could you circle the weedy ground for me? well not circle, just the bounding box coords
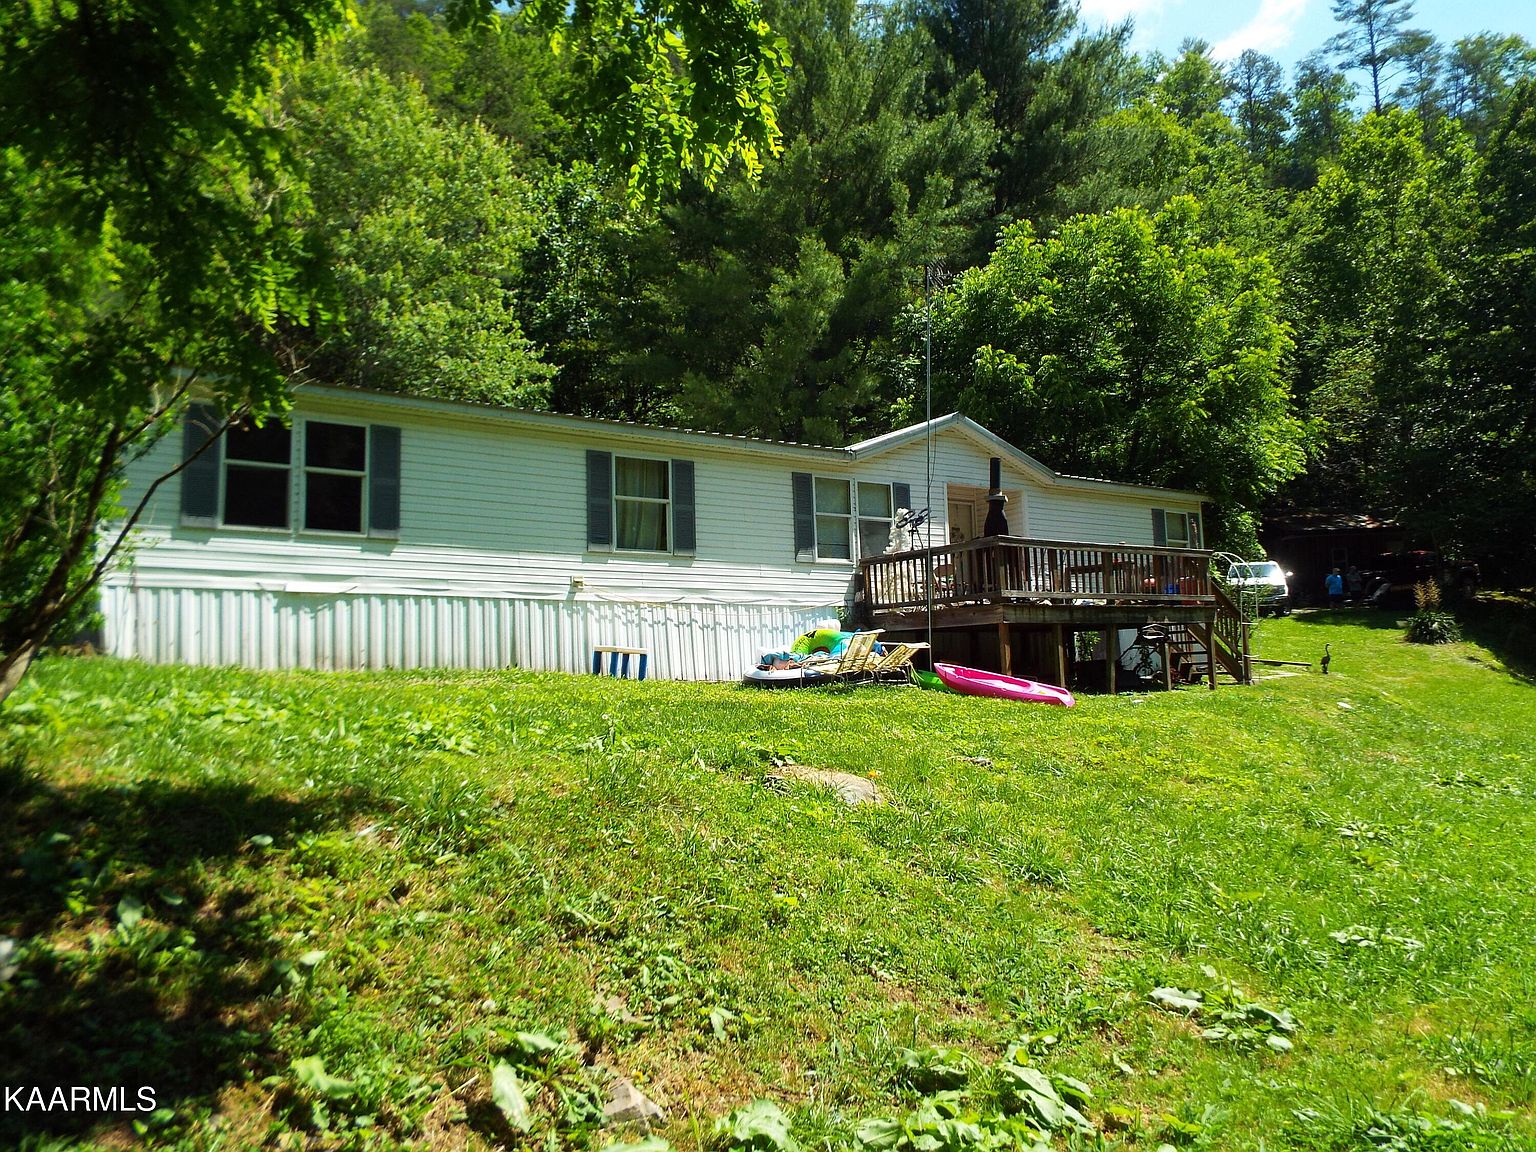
[2,607,1535,1151]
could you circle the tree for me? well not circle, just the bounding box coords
[1391,30,1443,124]
[0,0,793,702]
[1441,33,1536,146]
[931,197,1307,545]
[1227,50,1291,172]
[1281,110,1479,516]
[527,0,999,441]
[918,0,1140,220]
[1284,54,1358,187]
[1419,81,1536,574]
[1155,39,1233,129]
[274,55,553,408]
[446,0,790,205]
[1326,0,1417,114]
[0,0,348,701]
[345,1,578,162]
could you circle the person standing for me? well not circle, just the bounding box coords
[1325,568,1345,609]
[1345,565,1364,605]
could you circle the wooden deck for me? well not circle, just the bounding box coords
[856,536,1250,689]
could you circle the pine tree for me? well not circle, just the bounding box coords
[1326,0,1417,113]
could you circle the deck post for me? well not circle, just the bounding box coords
[997,621,1012,674]
[1106,626,1119,694]
[1205,611,1218,690]
[1053,624,1068,687]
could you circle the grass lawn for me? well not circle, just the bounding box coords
[3,608,1535,1151]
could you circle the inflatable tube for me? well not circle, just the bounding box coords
[933,662,1075,707]
[742,665,832,689]
[791,628,847,656]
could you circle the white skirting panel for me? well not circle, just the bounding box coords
[98,583,840,681]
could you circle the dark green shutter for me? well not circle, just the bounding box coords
[893,482,911,514]
[1189,512,1202,549]
[180,402,222,527]
[1152,508,1168,546]
[792,472,815,561]
[587,450,613,549]
[671,459,695,555]
[368,425,401,538]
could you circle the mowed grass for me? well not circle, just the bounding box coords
[3,608,1535,1151]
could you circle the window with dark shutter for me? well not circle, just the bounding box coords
[179,403,223,527]
[613,456,669,551]
[303,421,367,533]
[587,450,613,550]
[671,459,695,555]
[1152,508,1167,546]
[893,482,911,515]
[223,420,293,529]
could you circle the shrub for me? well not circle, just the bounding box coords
[1407,611,1461,645]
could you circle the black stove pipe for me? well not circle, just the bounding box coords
[983,456,1009,536]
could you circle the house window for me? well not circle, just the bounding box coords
[1159,511,1202,549]
[814,477,852,560]
[223,422,292,529]
[857,482,894,557]
[304,421,368,533]
[615,456,670,552]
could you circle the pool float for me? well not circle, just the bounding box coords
[741,665,833,688]
[933,662,1075,707]
[791,628,849,656]
[911,668,956,693]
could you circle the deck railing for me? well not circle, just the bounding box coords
[859,535,1216,613]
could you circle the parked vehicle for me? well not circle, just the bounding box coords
[1362,551,1480,607]
[1224,560,1292,615]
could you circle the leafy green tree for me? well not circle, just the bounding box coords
[1281,110,1478,515]
[552,0,998,440]
[1327,0,1417,114]
[932,197,1306,542]
[345,1,577,162]
[1227,50,1292,173]
[446,0,790,204]
[1441,33,1536,146]
[1391,30,1443,124]
[1155,39,1233,129]
[1284,54,1358,187]
[918,0,1140,220]
[1418,81,1536,574]
[1056,94,1284,266]
[0,0,346,701]
[275,56,553,408]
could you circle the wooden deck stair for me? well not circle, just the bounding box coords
[1161,585,1251,684]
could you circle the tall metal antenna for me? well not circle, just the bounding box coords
[923,261,949,657]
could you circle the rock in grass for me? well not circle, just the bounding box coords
[604,1077,667,1127]
[602,994,644,1024]
[765,765,885,806]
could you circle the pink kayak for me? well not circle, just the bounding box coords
[933,662,1076,707]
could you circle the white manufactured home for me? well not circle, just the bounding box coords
[102,385,1208,681]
